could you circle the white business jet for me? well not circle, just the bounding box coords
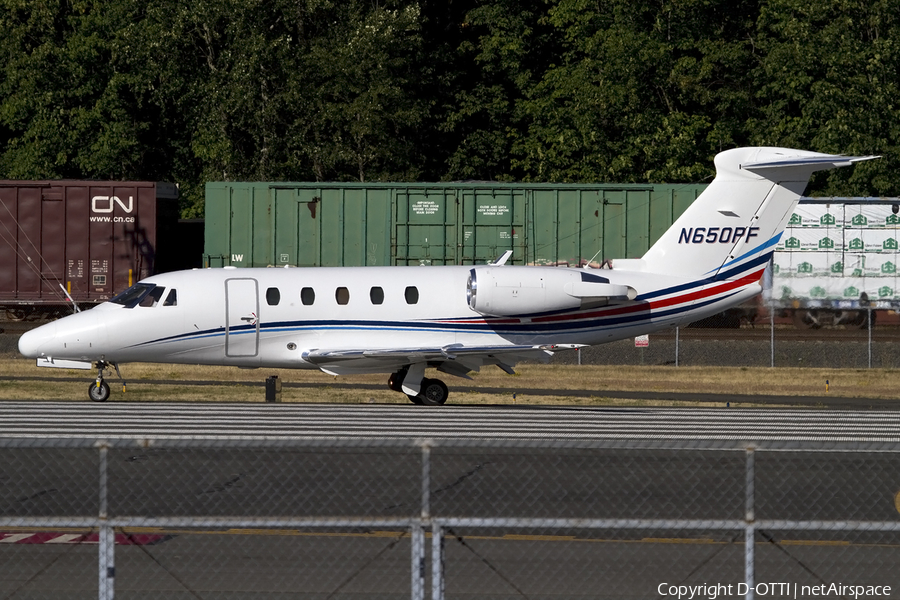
[19,147,876,404]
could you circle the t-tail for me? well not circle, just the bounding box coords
[641,147,878,281]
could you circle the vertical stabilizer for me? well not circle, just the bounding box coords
[641,147,877,281]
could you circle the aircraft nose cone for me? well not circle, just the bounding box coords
[17,322,59,358]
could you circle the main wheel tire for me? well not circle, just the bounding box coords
[88,380,111,402]
[418,378,449,406]
[407,394,425,405]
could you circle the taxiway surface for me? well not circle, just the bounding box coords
[2,403,899,598]
[1,402,900,441]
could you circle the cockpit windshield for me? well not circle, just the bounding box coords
[139,286,165,307]
[109,283,156,308]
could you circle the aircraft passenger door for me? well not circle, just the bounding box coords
[225,278,260,357]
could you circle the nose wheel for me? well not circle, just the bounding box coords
[88,361,124,402]
[88,380,111,402]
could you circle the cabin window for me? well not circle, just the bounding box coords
[301,287,315,305]
[266,287,280,306]
[336,287,350,305]
[139,286,165,307]
[370,286,384,305]
[110,283,155,308]
[163,289,177,306]
[404,286,419,305]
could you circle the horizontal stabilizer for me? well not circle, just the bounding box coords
[742,154,879,172]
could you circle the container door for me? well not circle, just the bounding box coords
[225,278,259,357]
[394,189,456,265]
[459,189,525,264]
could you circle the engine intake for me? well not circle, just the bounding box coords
[467,267,635,317]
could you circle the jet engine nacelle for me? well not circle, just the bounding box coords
[466,266,636,317]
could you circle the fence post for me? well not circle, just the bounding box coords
[745,447,755,600]
[675,327,679,367]
[431,522,444,600]
[769,300,775,368]
[868,306,873,369]
[412,441,431,600]
[97,442,114,600]
[421,442,431,521]
[411,524,425,600]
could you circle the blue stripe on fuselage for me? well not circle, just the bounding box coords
[637,250,771,301]
[130,286,744,350]
[705,233,781,275]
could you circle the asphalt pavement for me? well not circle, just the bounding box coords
[1,403,899,598]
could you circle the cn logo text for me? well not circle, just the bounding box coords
[91,196,134,214]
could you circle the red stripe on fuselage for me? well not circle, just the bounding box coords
[432,269,763,326]
[531,269,764,323]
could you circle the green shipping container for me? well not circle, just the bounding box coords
[203,182,707,268]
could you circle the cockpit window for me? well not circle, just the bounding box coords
[109,283,156,308]
[163,289,177,306]
[139,286,165,307]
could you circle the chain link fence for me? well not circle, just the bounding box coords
[556,300,900,370]
[2,438,899,599]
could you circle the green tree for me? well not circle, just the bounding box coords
[0,0,165,179]
[752,0,900,195]
[3,0,899,213]
[438,0,556,180]
[290,2,428,182]
[511,0,758,183]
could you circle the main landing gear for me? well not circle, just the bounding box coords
[388,368,449,406]
[88,361,125,402]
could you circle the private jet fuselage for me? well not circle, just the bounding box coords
[18,147,877,404]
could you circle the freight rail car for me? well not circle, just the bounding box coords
[203,184,900,330]
[0,181,181,319]
[766,198,900,329]
[203,182,708,268]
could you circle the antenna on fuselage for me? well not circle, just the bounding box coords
[59,283,81,314]
[490,250,514,266]
[583,247,604,269]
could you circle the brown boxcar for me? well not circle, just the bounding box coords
[0,181,179,318]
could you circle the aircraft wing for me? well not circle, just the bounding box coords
[301,343,584,377]
[303,343,583,361]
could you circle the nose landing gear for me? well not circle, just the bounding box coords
[88,379,111,402]
[88,361,125,402]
